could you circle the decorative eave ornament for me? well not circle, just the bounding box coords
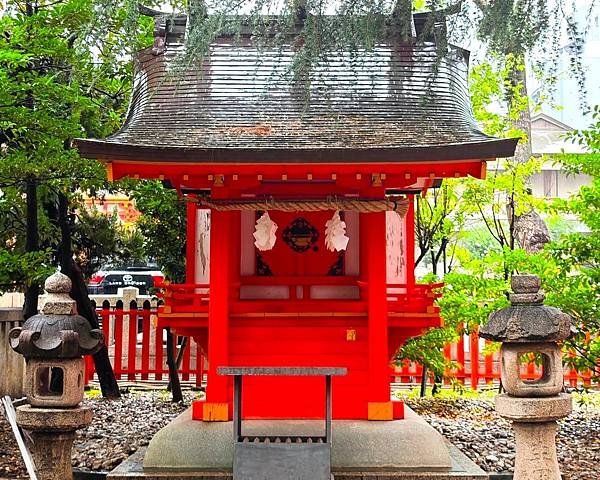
[325,211,349,252]
[10,271,104,359]
[253,212,278,251]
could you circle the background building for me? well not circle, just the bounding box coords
[530,113,591,200]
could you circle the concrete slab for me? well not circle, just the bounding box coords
[143,411,233,471]
[109,443,487,480]
[141,407,452,472]
[108,406,488,478]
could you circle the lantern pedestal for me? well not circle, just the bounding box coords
[16,405,92,480]
[496,394,572,480]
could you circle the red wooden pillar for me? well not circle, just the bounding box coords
[114,307,124,379]
[229,211,241,300]
[484,340,494,384]
[184,201,197,385]
[140,305,151,380]
[127,305,137,380]
[186,200,197,284]
[204,209,232,420]
[361,211,391,420]
[457,323,465,384]
[405,195,416,288]
[470,327,479,390]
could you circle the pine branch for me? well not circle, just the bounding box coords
[137,4,166,17]
[36,0,69,9]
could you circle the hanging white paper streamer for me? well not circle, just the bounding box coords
[325,210,350,252]
[253,212,278,251]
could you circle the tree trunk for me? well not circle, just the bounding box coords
[57,193,120,398]
[393,0,414,41]
[166,328,184,402]
[432,374,442,396]
[419,366,428,397]
[23,178,39,320]
[506,59,551,253]
[168,336,189,391]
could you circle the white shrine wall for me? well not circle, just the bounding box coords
[195,209,211,285]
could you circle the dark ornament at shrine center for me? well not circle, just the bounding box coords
[76,10,517,423]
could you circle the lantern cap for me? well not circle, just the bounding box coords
[480,274,572,343]
[41,271,76,315]
[44,271,72,294]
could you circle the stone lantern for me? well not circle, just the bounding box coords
[9,271,103,480]
[480,274,572,480]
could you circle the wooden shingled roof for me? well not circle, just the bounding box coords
[76,14,518,164]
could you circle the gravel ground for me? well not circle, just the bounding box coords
[1,390,599,479]
[1,390,194,479]
[404,393,600,480]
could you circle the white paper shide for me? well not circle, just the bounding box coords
[325,211,349,252]
[253,212,278,251]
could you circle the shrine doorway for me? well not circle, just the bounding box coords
[239,210,360,301]
[257,210,342,277]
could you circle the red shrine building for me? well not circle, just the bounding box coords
[77,12,516,422]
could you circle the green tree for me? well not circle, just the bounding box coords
[1,1,111,302]
[471,1,597,254]
[127,180,187,283]
[0,0,155,397]
[72,209,146,279]
[436,109,600,384]
[542,108,600,378]
[414,180,464,276]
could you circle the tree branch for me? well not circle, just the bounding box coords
[476,201,503,246]
[138,4,166,17]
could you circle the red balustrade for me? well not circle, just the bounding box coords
[84,290,596,390]
[84,303,205,387]
[393,326,597,389]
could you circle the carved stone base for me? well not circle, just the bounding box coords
[496,394,571,480]
[513,421,561,480]
[16,405,92,480]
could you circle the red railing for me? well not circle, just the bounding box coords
[84,301,205,386]
[386,282,443,309]
[393,326,596,389]
[156,283,210,314]
[85,295,595,390]
[155,280,442,317]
